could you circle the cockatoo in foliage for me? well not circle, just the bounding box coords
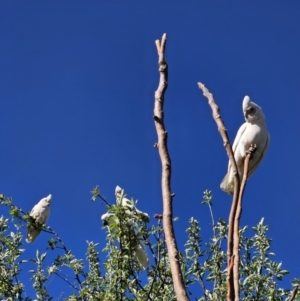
[26,194,52,243]
[114,185,150,223]
[220,96,270,194]
[101,186,149,270]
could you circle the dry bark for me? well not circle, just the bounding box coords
[154,34,189,301]
[233,144,256,301]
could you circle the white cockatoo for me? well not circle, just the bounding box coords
[26,194,52,243]
[101,186,149,270]
[114,185,150,223]
[220,96,270,194]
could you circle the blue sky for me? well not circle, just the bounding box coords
[0,1,300,298]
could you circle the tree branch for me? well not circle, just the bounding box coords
[145,221,163,301]
[46,225,83,288]
[227,255,235,301]
[289,286,298,301]
[154,33,189,301]
[54,272,79,291]
[197,83,240,301]
[233,144,256,301]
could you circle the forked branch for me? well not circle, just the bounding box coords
[197,83,240,301]
[154,34,189,301]
[197,83,240,248]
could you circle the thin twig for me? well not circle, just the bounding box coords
[145,222,163,301]
[14,275,23,301]
[46,225,83,288]
[125,223,145,293]
[54,272,79,291]
[198,276,208,301]
[197,82,240,301]
[98,194,111,207]
[190,227,208,300]
[154,33,189,301]
[154,222,166,299]
[207,202,215,237]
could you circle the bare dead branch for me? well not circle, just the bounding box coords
[154,34,189,301]
[289,286,298,301]
[227,255,235,301]
[197,82,240,301]
[232,144,256,301]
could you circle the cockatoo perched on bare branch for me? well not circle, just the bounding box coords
[26,194,52,243]
[101,186,149,270]
[220,96,270,194]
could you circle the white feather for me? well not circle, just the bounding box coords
[220,96,270,194]
[26,194,52,243]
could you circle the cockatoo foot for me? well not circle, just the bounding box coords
[246,144,257,156]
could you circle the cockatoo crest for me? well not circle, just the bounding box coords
[114,186,150,223]
[243,96,266,123]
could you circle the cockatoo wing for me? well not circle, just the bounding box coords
[122,198,150,223]
[247,132,270,177]
[232,123,247,155]
[220,123,247,194]
[131,222,149,270]
[26,194,52,243]
[135,208,150,223]
[102,213,150,270]
[134,242,149,270]
[26,227,41,243]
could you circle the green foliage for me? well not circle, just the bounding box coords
[0,191,298,300]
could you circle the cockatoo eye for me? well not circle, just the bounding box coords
[247,107,256,114]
